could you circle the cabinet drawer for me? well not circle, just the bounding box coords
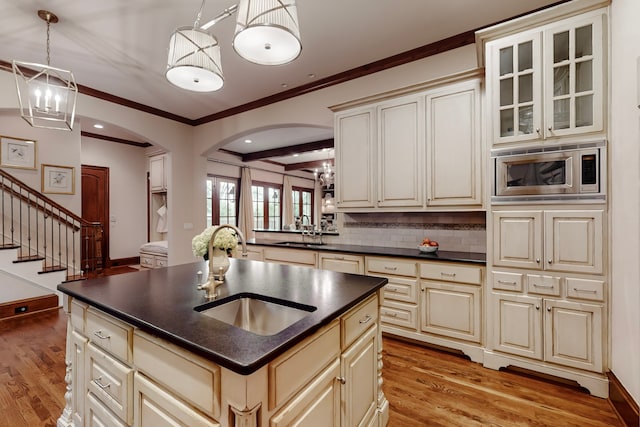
[140,254,154,268]
[341,295,378,349]
[133,331,221,420]
[566,277,605,302]
[380,300,418,331]
[86,308,132,362]
[155,255,168,268]
[264,248,317,266]
[319,253,364,274]
[87,343,133,424]
[420,262,482,285]
[367,257,417,277]
[492,271,524,292]
[86,392,127,427]
[382,277,419,304]
[269,321,340,410]
[526,274,561,296]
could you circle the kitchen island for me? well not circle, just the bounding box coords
[57,258,389,427]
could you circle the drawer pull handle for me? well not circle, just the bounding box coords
[336,376,346,385]
[497,280,517,285]
[359,314,372,324]
[573,288,597,294]
[334,256,344,260]
[383,312,398,318]
[441,272,456,277]
[93,377,111,390]
[533,283,554,289]
[384,266,398,271]
[387,287,398,292]
[93,330,111,340]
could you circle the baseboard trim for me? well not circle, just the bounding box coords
[110,256,140,267]
[608,371,640,427]
[0,295,59,320]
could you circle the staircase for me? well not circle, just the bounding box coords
[0,169,103,316]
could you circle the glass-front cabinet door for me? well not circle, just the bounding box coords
[490,32,542,145]
[544,15,603,138]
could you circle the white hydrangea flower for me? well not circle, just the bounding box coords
[192,226,238,257]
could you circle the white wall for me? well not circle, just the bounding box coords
[610,0,640,405]
[0,114,82,215]
[81,136,148,259]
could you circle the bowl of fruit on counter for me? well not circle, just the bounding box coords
[418,237,439,253]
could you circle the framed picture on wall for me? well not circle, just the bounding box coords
[41,164,75,195]
[0,135,37,170]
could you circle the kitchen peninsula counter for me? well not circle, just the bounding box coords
[58,258,387,374]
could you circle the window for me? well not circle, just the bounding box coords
[206,176,238,226]
[252,182,281,230]
[292,187,314,224]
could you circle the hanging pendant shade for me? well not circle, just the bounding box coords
[233,0,302,65]
[166,27,224,92]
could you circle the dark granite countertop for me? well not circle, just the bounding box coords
[58,259,387,375]
[249,239,486,264]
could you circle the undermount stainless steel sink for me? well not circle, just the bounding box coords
[195,295,316,336]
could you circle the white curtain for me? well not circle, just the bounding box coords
[282,175,294,228]
[238,167,255,241]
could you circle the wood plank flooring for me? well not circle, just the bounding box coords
[0,309,623,426]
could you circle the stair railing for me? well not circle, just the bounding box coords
[0,168,103,280]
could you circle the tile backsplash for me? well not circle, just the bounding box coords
[336,211,486,253]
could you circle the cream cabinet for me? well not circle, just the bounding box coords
[333,72,484,212]
[492,291,603,373]
[426,79,483,207]
[263,247,318,267]
[60,294,387,427]
[376,94,424,208]
[493,209,604,274]
[484,9,605,145]
[420,262,483,344]
[334,107,376,209]
[149,154,168,193]
[318,252,364,274]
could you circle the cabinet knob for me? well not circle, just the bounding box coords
[536,128,541,134]
[536,258,541,264]
[336,376,346,385]
[547,307,552,312]
[548,126,553,132]
[535,305,540,310]
[547,259,553,264]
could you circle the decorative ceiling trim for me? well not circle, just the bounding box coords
[241,138,333,162]
[81,131,152,148]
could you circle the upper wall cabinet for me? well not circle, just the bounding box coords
[481,7,606,146]
[332,72,484,212]
[149,154,168,193]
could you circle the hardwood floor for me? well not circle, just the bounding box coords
[382,337,622,427]
[0,309,623,426]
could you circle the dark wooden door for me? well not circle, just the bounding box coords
[82,165,110,268]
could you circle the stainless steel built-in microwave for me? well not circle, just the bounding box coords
[492,141,606,202]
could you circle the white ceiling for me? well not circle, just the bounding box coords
[0,0,561,165]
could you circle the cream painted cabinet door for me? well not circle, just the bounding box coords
[543,13,604,138]
[544,210,603,274]
[426,79,482,207]
[133,373,219,427]
[340,326,378,427]
[318,253,364,274]
[149,155,167,193]
[492,293,543,360]
[270,359,341,427]
[493,211,543,270]
[420,281,481,343]
[544,299,603,372]
[335,107,376,209]
[71,330,88,426]
[377,95,424,208]
[487,30,543,145]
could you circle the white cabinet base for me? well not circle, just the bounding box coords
[482,350,608,398]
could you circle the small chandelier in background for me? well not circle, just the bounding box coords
[12,10,78,131]
[314,150,334,188]
[166,0,302,92]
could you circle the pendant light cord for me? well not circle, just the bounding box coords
[194,0,207,28]
[46,19,51,66]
